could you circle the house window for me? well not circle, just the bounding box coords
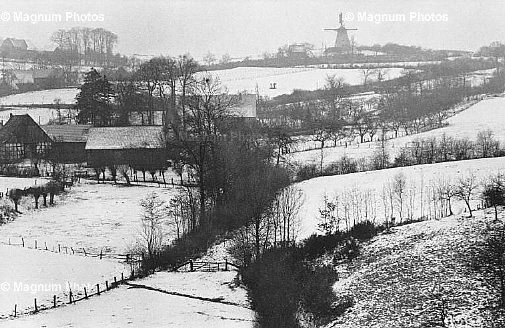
[36,142,51,154]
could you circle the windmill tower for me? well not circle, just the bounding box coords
[325,13,357,54]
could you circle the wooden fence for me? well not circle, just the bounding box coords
[172,260,240,273]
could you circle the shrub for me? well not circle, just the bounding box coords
[0,202,17,224]
[350,220,384,241]
[296,164,319,181]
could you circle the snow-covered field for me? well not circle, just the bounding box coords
[200,67,405,97]
[0,270,254,328]
[0,244,126,319]
[295,156,505,239]
[0,88,79,106]
[288,95,505,166]
[0,180,180,254]
[0,107,61,125]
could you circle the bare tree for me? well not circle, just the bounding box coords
[139,192,167,270]
[454,171,478,217]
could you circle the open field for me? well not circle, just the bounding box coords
[0,245,253,328]
[295,156,505,239]
[200,67,405,97]
[287,95,505,166]
[0,180,180,254]
[0,88,79,106]
[0,244,126,319]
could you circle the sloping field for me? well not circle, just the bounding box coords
[295,156,505,239]
[327,210,500,327]
[200,67,405,97]
[0,88,79,106]
[0,251,253,328]
[0,180,180,254]
[288,95,505,166]
[0,244,126,319]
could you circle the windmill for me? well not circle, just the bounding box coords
[325,13,357,54]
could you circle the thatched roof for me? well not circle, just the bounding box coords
[0,115,52,144]
[42,125,91,143]
[85,126,165,150]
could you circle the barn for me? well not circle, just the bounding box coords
[85,126,168,171]
[42,124,91,163]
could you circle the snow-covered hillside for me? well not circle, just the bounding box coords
[199,67,405,97]
[0,88,79,106]
[295,156,505,239]
[288,95,505,166]
[327,210,500,327]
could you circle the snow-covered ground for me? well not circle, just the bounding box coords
[0,88,79,106]
[295,156,505,239]
[199,67,405,97]
[0,242,254,328]
[0,244,126,319]
[288,95,505,166]
[327,211,500,327]
[0,180,180,254]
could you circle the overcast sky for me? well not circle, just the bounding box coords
[1,0,505,60]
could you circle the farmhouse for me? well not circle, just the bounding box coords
[0,114,51,164]
[85,126,167,171]
[0,38,28,53]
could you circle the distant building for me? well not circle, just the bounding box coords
[228,93,257,118]
[1,38,28,52]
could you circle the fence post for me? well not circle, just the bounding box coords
[68,291,73,304]
[34,298,38,313]
[83,248,87,256]
[35,240,37,249]
[114,276,117,287]
[97,284,100,295]
[121,272,124,282]
[22,238,24,247]
[58,244,61,253]
[14,304,17,317]
[45,242,48,250]
[106,280,109,291]
[190,260,194,272]
[53,295,56,308]
[225,259,228,271]
[84,287,88,299]
[100,250,103,260]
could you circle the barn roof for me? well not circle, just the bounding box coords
[42,124,92,143]
[85,126,165,150]
[0,114,52,144]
